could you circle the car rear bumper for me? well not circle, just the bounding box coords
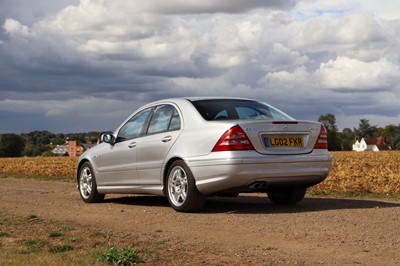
[185,151,332,195]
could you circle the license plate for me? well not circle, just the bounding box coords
[265,136,303,148]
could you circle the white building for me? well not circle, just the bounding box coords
[52,144,68,156]
[352,138,391,152]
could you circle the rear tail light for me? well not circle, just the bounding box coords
[314,125,328,149]
[212,125,255,152]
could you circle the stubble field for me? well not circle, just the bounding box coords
[0,151,399,194]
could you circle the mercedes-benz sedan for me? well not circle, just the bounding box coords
[77,98,332,212]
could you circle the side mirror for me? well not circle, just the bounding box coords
[101,133,116,145]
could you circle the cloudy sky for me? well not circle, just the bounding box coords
[1,0,400,133]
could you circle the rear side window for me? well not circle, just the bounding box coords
[147,105,181,134]
[191,99,293,121]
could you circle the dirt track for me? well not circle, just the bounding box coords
[1,178,400,265]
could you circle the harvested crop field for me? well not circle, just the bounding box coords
[316,151,400,194]
[0,156,77,178]
[0,151,399,194]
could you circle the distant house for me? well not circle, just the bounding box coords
[68,140,85,156]
[52,140,89,156]
[352,138,391,152]
[52,144,68,156]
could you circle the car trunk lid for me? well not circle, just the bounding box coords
[237,120,323,155]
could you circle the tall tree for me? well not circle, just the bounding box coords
[382,124,400,150]
[318,113,338,132]
[22,131,55,156]
[341,128,356,151]
[318,113,342,151]
[0,134,25,157]
[354,118,377,139]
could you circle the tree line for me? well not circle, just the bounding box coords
[318,114,400,151]
[0,131,102,157]
[1,115,399,157]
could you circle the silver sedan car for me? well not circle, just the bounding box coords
[77,97,332,212]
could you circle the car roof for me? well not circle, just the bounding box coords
[142,97,258,108]
[185,96,256,102]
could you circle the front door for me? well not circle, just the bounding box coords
[95,108,152,186]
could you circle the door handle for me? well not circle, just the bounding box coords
[161,136,172,143]
[128,142,136,148]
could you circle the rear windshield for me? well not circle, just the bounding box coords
[190,99,293,121]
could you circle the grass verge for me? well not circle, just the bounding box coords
[0,173,74,182]
[0,214,169,265]
[307,189,400,201]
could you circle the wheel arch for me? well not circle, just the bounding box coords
[76,159,90,183]
[163,157,185,193]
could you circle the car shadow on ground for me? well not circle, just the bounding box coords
[103,194,400,214]
[203,195,400,214]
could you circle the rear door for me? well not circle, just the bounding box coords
[135,104,182,184]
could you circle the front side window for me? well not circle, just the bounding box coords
[147,105,181,134]
[117,108,152,142]
[191,99,293,121]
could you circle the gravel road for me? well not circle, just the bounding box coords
[1,178,399,265]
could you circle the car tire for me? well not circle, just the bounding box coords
[78,162,105,203]
[166,160,205,212]
[267,186,306,205]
